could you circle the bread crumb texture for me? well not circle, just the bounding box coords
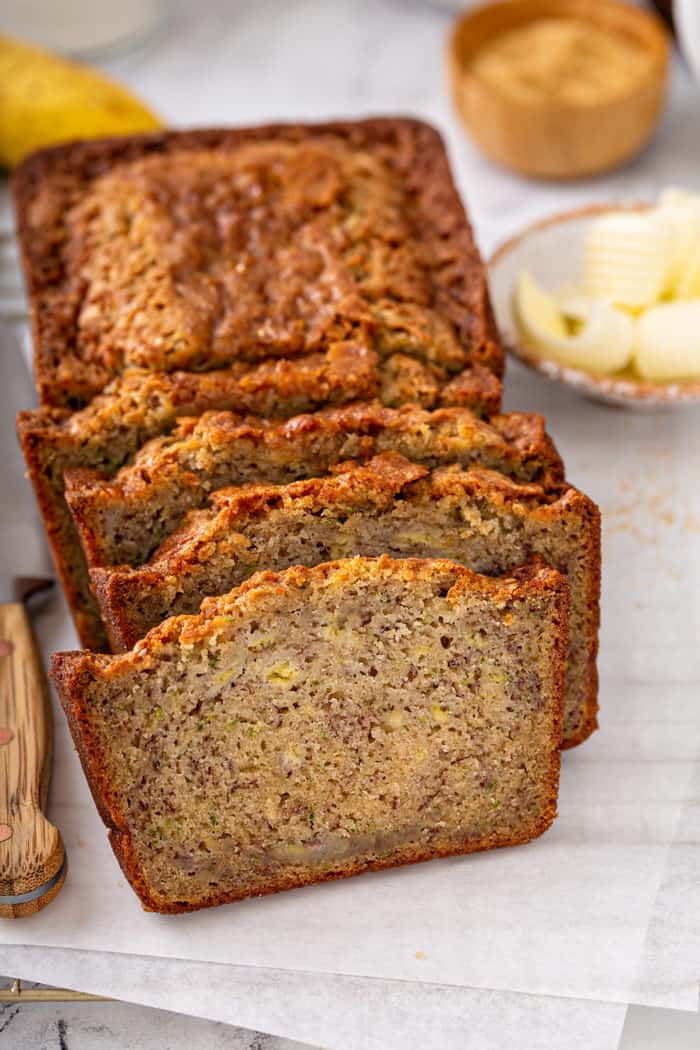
[52,557,567,912]
[88,452,598,747]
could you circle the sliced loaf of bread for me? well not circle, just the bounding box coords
[91,453,599,746]
[52,556,568,913]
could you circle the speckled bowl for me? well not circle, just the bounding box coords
[488,204,700,409]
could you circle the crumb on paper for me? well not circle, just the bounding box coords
[602,480,696,546]
[684,510,700,534]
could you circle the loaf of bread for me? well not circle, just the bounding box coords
[65,403,562,572]
[89,453,599,746]
[14,112,599,916]
[52,556,568,913]
[13,119,502,409]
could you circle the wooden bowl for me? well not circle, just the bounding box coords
[488,204,700,409]
[448,0,670,179]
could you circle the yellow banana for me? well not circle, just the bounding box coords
[0,34,162,168]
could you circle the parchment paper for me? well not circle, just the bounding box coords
[1,0,699,1025]
[2,946,629,1050]
[633,742,700,1011]
[2,359,698,1013]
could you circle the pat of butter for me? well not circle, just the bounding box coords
[583,211,674,310]
[635,302,700,381]
[657,188,700,293]
[675,243,700,301]
[515,272,635,375]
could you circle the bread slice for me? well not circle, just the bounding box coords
[91,453,599,746]
[66,403,563,574]
[13,118,502,409]
[18,325,500,654]
[16,345,379,651]
[52,556,568,913]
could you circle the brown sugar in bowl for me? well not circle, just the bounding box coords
[448,0,671,179]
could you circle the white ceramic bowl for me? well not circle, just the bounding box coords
[676,0,700,84]
[488,204,700,409]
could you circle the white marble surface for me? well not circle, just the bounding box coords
[2,0,700,1047]
[0,977,309,1050]
[0,973,696,1050]
[0,964,631,1050]
[2,971,698,1050]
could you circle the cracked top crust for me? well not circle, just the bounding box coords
[13,119,503,408]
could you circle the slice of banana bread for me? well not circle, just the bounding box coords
[17,345,378,651]
[14,118,502,408]
[91,453,599,746]
[65,404,563,573]
[52,556,568,913]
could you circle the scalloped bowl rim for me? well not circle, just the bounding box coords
[488,203,700,409]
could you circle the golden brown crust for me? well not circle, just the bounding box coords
[13,119,503,409]
[63,402,564,569]
[75,401,562,500]
[563,493,601,748]
[176,452,433,530]
[88,451,598,747]
[14,340,377,652]
[58,555,567,669]
[438,362,502,412]
[51,556,567,912]
[113,458,565,580]
[20,396,554,651]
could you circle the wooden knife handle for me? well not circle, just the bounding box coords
[0,601,65,917]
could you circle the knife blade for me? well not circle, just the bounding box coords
[0,321,66,917]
